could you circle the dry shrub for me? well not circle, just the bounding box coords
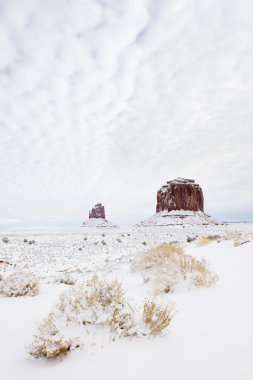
[132,243,218,292]
[57,272,76,285]
[132,243,183,272]
[223,232,251,247]
[57,275,136,337]
[179,254,218,287]
[190,258,218,287]
[28,313,80,359]
[0,272,40,297]
[28,275,176,359]
[0,259,10,265]
[86,275,124,307]
[143,301,175,335]
[233,239,250,247]
[196,235,220,247]
[132,244,184,292]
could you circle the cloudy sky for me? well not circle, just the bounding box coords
[0,0,252,228]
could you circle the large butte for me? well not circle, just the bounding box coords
[138,178,218,226]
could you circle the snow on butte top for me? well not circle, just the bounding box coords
[166,178,196,185]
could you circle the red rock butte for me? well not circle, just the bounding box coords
[156,178,204,213]
[89,203,106,219]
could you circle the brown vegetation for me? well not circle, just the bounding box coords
[131,243,218,292]
[28,313,80,359]
[143,301,175,335]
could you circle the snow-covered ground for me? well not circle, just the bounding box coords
[82,217,117,227]
[138,210,218,226]
[0,223,253,380]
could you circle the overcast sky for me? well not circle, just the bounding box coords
[0,0,252,228]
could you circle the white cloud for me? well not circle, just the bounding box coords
[0,0,252,227]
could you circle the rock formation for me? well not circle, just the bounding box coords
[89,203,105,219]
[156,178,204,213]
[137,178,218,226]
[82,203,117,227]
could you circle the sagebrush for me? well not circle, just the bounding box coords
[143,301,175,335]
[196,235,220,247]
[0,272,40,297]
[28,313,80,359]
[56,272,76,285]
[29,274,175,360]
[57,274,136,337]
[131,243,218,292]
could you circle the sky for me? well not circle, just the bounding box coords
[0,0,253,228]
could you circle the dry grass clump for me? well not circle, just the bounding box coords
[28,313,80,359]
[143,301,175,335]
[131,243,218,293]
[57,275,136,337]
[196,235,220,247]
[0,272,40,297]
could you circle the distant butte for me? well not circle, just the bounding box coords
[89,203,106,219]
[82,203,116,227]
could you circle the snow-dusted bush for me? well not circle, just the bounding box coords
[223,231,251,247]
[187,236,196,243]
[0,272,40,297]
[57,275,136,337]
[131,243,218,293]
[2,237,9,244]
[196,235,220,246]
[28,275,176,359]
[233,239,250,247]
[143,301,175,335]
[28,313,81,359]
[56,272,76,285]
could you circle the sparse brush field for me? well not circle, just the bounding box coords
[0,224,253,380]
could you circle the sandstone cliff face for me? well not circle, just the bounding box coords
[89,203,105,219]
[156,178,204,213]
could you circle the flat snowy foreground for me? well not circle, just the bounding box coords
[0,223,253,380]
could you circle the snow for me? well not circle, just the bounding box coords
[82,218,117,227]
[138,210,219,226]
[0,223,253,380]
